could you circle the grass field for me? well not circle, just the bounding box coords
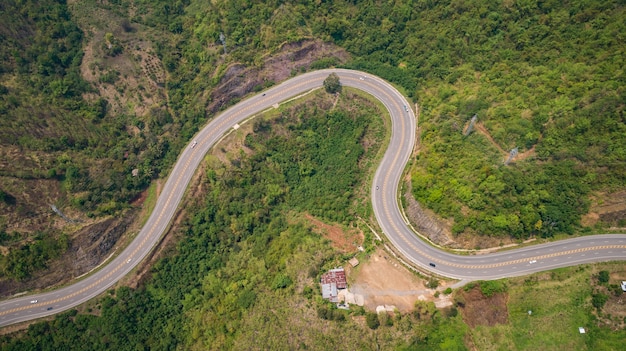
[468,263,626,351]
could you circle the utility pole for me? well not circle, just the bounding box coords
[464,114,477,136]
[219,32,227,54]
[504,147,518,165]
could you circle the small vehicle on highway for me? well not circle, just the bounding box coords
[429,263,436,267]
[30,300,38,304]
[529,260,537,264]
[47,307,53,311]
[191,140,197,148]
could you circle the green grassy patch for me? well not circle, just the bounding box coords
[469,264,626,351]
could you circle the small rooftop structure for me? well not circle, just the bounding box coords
[348,257,360,267]
[321,268,347,289]
[579,327,586,334]
[321,268,347,302]
[621,281,626,292]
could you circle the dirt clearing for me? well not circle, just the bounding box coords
[458,285,508,328]
[305,214,363,253]
[348,248,453,312]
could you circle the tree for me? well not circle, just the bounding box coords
[598,271,610,284]
[592,293,608,310]
[323,73,341,94]
[366,312,380,329]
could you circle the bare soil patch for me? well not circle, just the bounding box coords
[349,248,452,312]
[583,190,626,228]
[458,285,508,328]
[207,40,349,114]
[305,214,363,253]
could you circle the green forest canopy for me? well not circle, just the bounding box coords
[122,0,626,238]
[2,0,623,239]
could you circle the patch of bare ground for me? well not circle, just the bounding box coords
[0,147,66,233]
[211,122,256,166]
[80,30,165,118]
[582,190,626,228]
[304,214,363,253]
[349,248,453,313]
[458,285,508,328]
[206,40,349,114]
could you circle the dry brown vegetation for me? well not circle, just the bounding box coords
[457,285,508,328]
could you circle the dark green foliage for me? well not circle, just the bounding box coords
[585,321,626,351]
[365,312,380,329]
[591,292,608,309]
[479,280,507,297]
[0,95,381,349]
[0,189,16,205]
[317,305,346,321]
[237,290,256,309]
[245,104,372,224]
[2,233,69,280]
[323,73,341,94]
[597,270,609,284]
[271,273,293,290]
[310,57,339,70]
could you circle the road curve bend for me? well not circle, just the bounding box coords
[1,69,625,327]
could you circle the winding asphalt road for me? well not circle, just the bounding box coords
[1,69,625,327]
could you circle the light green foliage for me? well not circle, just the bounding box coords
[479,280,507,297]
[1,0,624,349]
[470,264,626,351]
